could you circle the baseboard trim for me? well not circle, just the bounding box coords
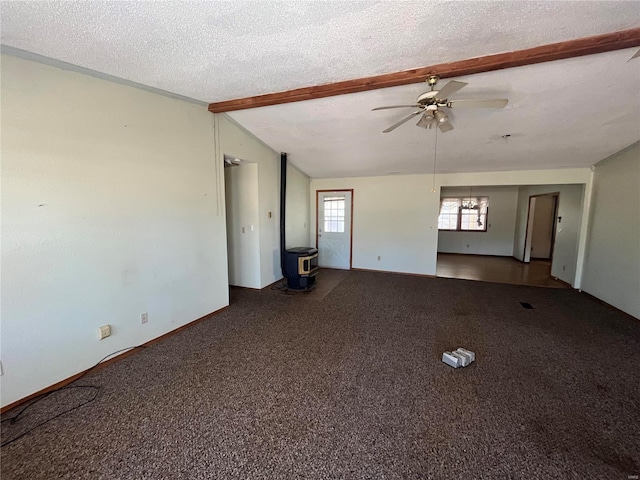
[351,267,436,278]
[580,291,639,321]
[263,277,285,290]
[438,252,514,258]
[229,277,285,291]
[554,277,576,290]
[1,305,229,414]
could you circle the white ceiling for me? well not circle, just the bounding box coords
[2,1,639,177]
[230,48,640,176]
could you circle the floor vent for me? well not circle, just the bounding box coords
[520,302,534,309]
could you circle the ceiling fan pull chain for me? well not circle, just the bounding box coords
[431,127,438,193]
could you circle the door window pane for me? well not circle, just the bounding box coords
[324,197,345,233]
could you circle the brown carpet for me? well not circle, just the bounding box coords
[2,271,640,479]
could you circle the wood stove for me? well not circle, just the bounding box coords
[283,247,318,290]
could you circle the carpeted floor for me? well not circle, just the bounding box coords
[2,271,639,479]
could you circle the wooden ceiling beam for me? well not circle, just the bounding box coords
[208,28,640,113]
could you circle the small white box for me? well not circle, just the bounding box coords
[452,350,471,367]
[456,348,475,363]
[442,352,460,368]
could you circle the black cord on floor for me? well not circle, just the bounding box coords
[271,278,308,296]
[270,279,300,295]
[1,386,99,448]
[1,345,145,448]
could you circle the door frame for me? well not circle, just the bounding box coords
[523,192,559,263]
[315,189,354,269]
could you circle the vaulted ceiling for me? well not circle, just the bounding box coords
[2,1,639,177]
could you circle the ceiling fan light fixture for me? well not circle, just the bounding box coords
[434,110,448,124]
[417,112,435,129]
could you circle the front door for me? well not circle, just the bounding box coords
[317,190,352,269]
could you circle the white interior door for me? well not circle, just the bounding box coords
[317,191,352,269]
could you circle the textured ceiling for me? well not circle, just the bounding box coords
[229,48,640,176]
[1,1,638,103]
[1,1,639,177]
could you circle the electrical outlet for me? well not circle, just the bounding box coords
[141,313,148,324]
[98,325,111,340]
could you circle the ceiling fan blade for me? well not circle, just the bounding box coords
[372,105,420,111]
[438,121,454,133]
[448,98,508,109]
[435,80,468,100]
[383,111,422,133]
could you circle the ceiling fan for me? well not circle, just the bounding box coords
[372,75,508,133]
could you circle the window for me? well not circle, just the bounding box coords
[323,196,345,233]
[438,197,489,232]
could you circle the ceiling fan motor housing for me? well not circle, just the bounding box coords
[417,91,441,105]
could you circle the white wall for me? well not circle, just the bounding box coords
[311,175,440,275]
[311,168,592,278]
[1,54,229,407]
[218,115,281,288]
[437,186,519,256]
[582,142,640,318]
[285,163,310,248]
[512,184,584,285]
[225,163,261,288]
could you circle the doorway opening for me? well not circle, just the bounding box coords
[315,190,353,270]
[224,155,261,289]
[435,185,579,288]
[524,193,559,263]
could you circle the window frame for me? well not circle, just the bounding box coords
[438,196,489,233]
[323,196,346,233]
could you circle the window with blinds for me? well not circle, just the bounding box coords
[438,197,489,232]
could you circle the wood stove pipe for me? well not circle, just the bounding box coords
[280,152,287,277]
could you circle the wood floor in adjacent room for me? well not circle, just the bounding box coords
[436,253,568,288]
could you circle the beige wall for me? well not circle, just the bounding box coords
[582,142,640,318]
[312,168,592,277]
[218,115,282,288]
[513,184,585,285]
[218,118,310,285]
[1,54,229,407]
[438,186,519,256]
[311,175,438,275]
[285,163,310,249]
